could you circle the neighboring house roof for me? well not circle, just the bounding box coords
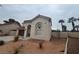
[11,27,25,31]
[23,20,32,23]
[0,22,21,27]
[23,14,52,25]
[17,26,25,30]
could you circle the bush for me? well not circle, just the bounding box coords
[39,41,44,49]
[0,40,4,46]
[60,50,64,52]
[14,45,23,54]
[13,36,19,42]
[14,49,19,54]
[39,43,42,49]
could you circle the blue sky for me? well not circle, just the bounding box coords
[0,4,79,30]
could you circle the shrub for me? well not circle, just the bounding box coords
[14,45,23,54]
[60,50,64,52]
[14,49,19,54]
[39,43,42,49]
[39,41,44,49]
[0,40,4,46]
[13,36,19,42]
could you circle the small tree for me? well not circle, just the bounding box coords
[62,25,67,32]
[68,17,78,31]
[59,19,65,31]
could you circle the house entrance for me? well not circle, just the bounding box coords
[26,25,31,37]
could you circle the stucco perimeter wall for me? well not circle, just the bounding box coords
[52,32,79,39]
[31,18,51,41]
[68,32,79,38]
[0,36,15,42]
[52,32,67,39]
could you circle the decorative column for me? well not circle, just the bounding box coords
[16,29,19,36]
[24,27,27,39]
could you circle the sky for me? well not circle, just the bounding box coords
[0,4,79,30]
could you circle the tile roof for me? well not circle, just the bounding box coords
[0,22,21,27]
[23,14,52,25]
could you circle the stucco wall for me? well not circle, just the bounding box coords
[31,18,51,40]
[68,32,79,37]
[52,32,68,39]
[0,23,20,35]
[67,32,79,53]
[52,32,79,39]
[9,31,17,36]
[23,18,51,41]
[0,36,15,42]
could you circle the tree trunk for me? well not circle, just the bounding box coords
[77,28,78,31]
[61,23,63,31]
[72,21,75,31]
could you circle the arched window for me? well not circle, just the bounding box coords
[35,22,42,35]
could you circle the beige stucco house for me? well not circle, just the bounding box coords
[0,15,52,41]
[0,22,22,36]
[0,22,25,42]
[23,15,52,41]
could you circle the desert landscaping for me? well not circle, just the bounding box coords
[0,38,66,54]
[0,32,79,54]
[0,5,79,54]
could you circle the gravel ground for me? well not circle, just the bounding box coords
[0,39,66,54]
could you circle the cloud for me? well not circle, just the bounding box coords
[0,4,79,30]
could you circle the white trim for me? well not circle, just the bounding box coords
[64,32,69,54]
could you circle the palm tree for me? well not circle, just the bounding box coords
[59,19,64,31]
[3,20,9,23]
[68,17,78,31]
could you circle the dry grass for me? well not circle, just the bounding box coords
[0,39,66,54]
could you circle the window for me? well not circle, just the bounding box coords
[35,22,42,35]
[18,30,24,36]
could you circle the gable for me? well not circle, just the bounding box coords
[23,14,52,26]
[32,14,51,21]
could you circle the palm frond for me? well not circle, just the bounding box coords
[68,17,77,23]
[59,19,64,23]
